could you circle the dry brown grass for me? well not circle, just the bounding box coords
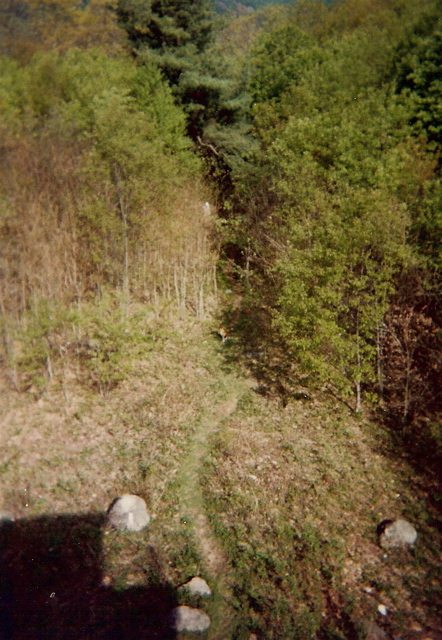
[0,317,440,639]
[0,133,217,327]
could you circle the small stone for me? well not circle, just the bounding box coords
[107,495,150,532]
[377,604,388,616]
[378,519,417,549]
[0,511,14,523]
[182,577,212,597]
[170,605,211,633]
[361,620,389,640]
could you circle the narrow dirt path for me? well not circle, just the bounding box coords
[177,383,245,638]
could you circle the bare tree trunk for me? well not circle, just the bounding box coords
[401,313,414,430]
[198,281,204,319]
[181,251,189,313]
[376,321,385,405]
[174,265,180,308]
[213,264,217,297]
[113,164,129,316]
[46,354,53,381]
[402,355,413,430]
[355,314,362,413]
[355,380,362,414]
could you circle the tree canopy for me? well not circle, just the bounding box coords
[215,0,442,419]
[1,0,441,423]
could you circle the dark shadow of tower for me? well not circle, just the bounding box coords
[0,513,177,639]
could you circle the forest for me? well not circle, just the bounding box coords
[1,0,441,444]
[0,0,441,637]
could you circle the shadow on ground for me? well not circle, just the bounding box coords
[0,512,177,640]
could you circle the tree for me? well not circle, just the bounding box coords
[117,0,213,96]
[232,2,435,408]
[0,48,204,316]
[396,25,442,153]
[250,25,321,104]
[0,0,126,62]
[381,301,441,426]
[268,96,413,408]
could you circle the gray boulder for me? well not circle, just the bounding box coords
[182,577,212,597]
[107,495,150,532]
[360,620,389,640]
[0,511,14,524]
[170,606,211,633]
[378,518,417,549]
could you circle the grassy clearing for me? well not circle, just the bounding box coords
[202,388,441,639]
[0,302,440,639]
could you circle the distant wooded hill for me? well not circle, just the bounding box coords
[215,0,290,14]
[215,0,333,12]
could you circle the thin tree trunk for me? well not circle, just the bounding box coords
[355,314,362,413]
[376,322,384,404]
[113,164,129,315]
[355,380,362,414]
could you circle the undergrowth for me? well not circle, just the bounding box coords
[2,292,156,396]
[0,308,440,640]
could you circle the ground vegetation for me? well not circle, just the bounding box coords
[213,0,442,447]
[0,0,441,638]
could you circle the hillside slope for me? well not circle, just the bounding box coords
[0,315,440,639]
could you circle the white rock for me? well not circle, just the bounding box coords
[182,577,212,597]
[361,620,389,640]
[0,511,14,523]
[171,605,211,633]
[377,604,388,616]
[107,494,150,532]
[203,202,211,216]
[379,519,417,549]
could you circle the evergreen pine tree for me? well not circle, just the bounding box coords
[117,0,257,181]
[117,0,214,113]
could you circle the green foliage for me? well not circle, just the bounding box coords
[11,301,74,391]
[0,0,125,63]
[0,47,202,302]
[117,0,261,181]
[131,62,194,160]
[117,0,214,96]
[118,0,226,144]
[215,0,290,12]
[411,178,442,273]
[250,26,321,104]
[8,292,155,395]
[254,83,420,398]
[14,48,195,168]
[2,0,441,419]
[273,181,410,397]
[396,24,442,152]
[0,56,29,134]
[222,0,442,408]
[75,293,154,395]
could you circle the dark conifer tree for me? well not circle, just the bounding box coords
[117,0,255,185]
[117,0,214,118]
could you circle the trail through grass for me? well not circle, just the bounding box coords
[177,392,240,637]
[0,316,440,639]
